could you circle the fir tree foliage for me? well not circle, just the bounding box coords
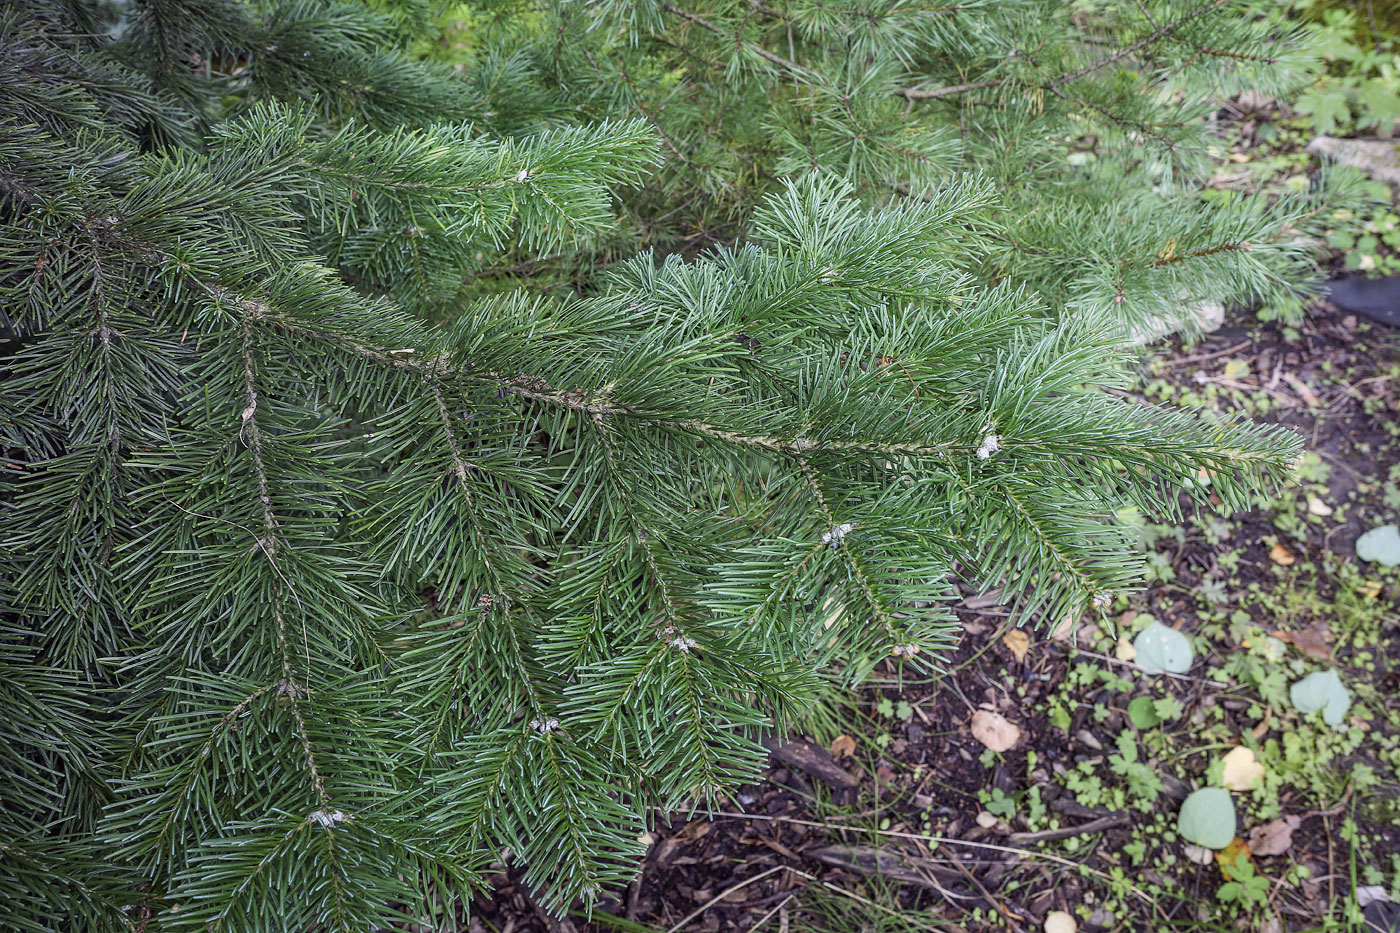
[466,0,1360,332]
[1,0,1303,928]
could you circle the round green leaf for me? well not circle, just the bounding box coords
[1178,788,1236,850]
[1356,524,1400,567]
[1289,669,1352,726]
[1133,621,1194,675]
[1127,696,1162,729]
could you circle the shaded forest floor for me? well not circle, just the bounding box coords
[470,299,1400,933]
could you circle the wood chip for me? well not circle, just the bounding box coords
[763,737,859,792]
[970,709,1021,752]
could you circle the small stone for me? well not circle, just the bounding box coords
[1183,842,1215,865]
[1044,910,1077,933]
[1075,729,1103,751]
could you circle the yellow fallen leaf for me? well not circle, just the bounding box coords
[1269,543,1296,566]
[1361,580,1383,600]
[1221,746,1266,792]
[1002,628,1030,662]
[1307,496,1333,517]
[1114,636,1137,662]
[1217,837,1253,879]
[1049,613,1077,642]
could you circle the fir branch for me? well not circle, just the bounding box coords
[1049,0,1231,88]
[661,3,819,78]
[237,319,330,810]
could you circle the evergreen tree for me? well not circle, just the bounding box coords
[1,0,1304,928]
[464,0,1356,335]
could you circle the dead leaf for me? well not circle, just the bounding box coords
[962,588,1006,610]
[1283,372,1322,408]
[828,728,851,762]
[1270,625,1333,661]
[1002,628,1030,662]
[1248,815,1300,857]
[1269,543,1296,566]
[677,820,711,841]
[1221,746,1266,791]
[829,734,856,759]
[1049,613,1077,642]
[1114,636,1137,662]
[1307,496,1333,517]
[1361,580,1383,600]
[1216,837,1252,880]
[970,709,1021,752]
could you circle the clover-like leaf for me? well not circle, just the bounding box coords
[1178,787,1236,850]
[1127,696,1162,729]
[1289,669,1351,726]
[1133,621,1194,675]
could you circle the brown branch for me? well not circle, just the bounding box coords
[236,297,960,460]
[662,2,819,77]
[1149,239,1250,268]
[897,79,1000,100]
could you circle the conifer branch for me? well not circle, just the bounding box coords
[662,3,819,78]
[796,457,899,646]
[237,319,330,809]
[1049,0,1231,88]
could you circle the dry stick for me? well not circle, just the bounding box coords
[663,865,790,933]
[934,842,1030,933]
[1156,340,1253,370]
[708,813,1161,908]
[1007,812,1131,844]
[742,893,797,933]
[662,3,819,77]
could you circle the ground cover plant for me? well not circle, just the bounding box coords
[0,1,1371,931]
